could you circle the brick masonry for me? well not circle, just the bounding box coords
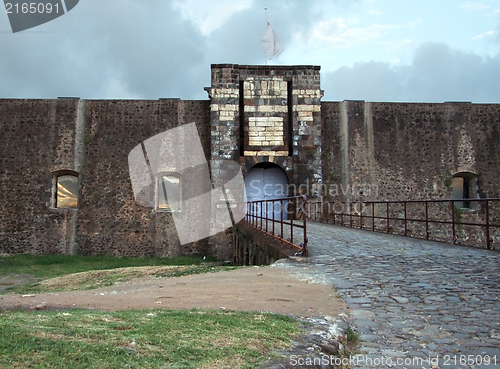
[208,65,323,259]
[0,65,499,259]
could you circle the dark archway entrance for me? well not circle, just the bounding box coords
[244,162,288,220]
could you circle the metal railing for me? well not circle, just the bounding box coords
[306,198,500,250]
[243,196,308,256]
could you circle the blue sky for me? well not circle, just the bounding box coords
[1,0,499,102]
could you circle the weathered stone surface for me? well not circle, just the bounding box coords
[0,98,211,257]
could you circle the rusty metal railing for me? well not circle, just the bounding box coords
[243,196,308,256]
[306,198,500,250]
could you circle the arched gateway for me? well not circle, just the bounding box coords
[244,162,289,220]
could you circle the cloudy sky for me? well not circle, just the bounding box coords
[1,0,499,102]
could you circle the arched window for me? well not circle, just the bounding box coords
[52,171,79,209]
[452,171,478,209]
[156,173,181,212]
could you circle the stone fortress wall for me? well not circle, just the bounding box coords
[0,64,499,258]
[320,101,500,247]
[0,98,211,257]
[321,101,500,202]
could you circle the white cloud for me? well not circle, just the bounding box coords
[305,18,402,48]
[473,30,500,39]
[172,0,253,35]
[459,2,491,12]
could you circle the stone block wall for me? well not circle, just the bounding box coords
[0,99,79,255]
[0,98,211,257]
[290,86,323,191]
[243,76,288,156]
[247,116,285,149]
[209,64,322,185]
[321,101,500,203]
[320,101,500,248]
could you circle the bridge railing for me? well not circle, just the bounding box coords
[306,198,500,250]
[243,196,308,256]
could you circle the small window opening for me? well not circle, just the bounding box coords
[452,172,477,209]
[55,174,79,208]
[156,174,181,212]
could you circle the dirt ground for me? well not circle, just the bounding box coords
[0,266,345,318]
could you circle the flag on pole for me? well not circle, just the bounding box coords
[261,21,284,60]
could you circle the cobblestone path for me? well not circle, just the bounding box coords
[275,222,500,368]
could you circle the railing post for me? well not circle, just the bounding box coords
[260,200,264,230]
[451,200,456,244]
[486,200,491,250]
[359,201,363,229]
[341,202,344,226]
[386,202,390,234]
[266,199,269,233]
[302,196,308,257]
[252,202,255,226]
[372,202,375,231]
[425,201,429,240]
[267,200,270,232]
[350,202,353,228]
[404,201,407,237]
[280,199,284,238]
[272,199,275,236]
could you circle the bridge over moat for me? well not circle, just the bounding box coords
[267,221,500,368]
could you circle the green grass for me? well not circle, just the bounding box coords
[0,255,298,368]
[0,254,243,294]
[6,265,241,295]
[346,327,360,343]
[0,254,217,280]
[0,308,299,369]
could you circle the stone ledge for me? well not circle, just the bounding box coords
[211,64,321,71]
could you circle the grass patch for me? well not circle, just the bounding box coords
[0,254,242,294]
[346,327,360,343]
[0,308,299,369]
[6,265,241,294]
[0,254,216,280]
